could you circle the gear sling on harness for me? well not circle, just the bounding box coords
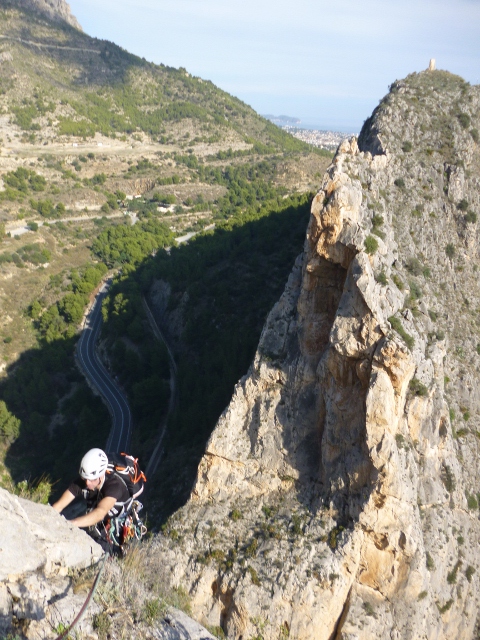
[91,452,147,552]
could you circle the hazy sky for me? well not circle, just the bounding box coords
[69,0,480,132]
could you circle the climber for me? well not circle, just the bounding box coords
[52,448,131,527]
[52,448,146,552]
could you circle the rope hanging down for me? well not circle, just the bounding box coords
[54,552,109,640]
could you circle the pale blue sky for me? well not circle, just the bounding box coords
[69,0,480,132]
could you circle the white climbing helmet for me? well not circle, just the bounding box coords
[79,448,108,480]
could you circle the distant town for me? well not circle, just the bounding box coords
[281,126,357,151]
[263,115,357,151]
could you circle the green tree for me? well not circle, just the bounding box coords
[0,400,21,444]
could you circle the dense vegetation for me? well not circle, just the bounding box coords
[0,168,46,202]
[0,262,112,488]
[92,219,174,267]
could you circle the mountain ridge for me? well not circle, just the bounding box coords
[0,0,310,154]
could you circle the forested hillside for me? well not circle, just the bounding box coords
[0,0,310,150]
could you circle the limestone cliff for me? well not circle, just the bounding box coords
[1,0,82,30]
[153,70,480,639]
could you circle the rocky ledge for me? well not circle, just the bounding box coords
[0,487,102,638]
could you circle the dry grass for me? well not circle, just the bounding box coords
[69,540,192,639]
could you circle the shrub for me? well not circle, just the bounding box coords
[447,560,462,584]
[0,400,21,444]
[402,141,413,152]
[457,199,469,211]
[364,235,378,254]
[426,552,435,570]
[457,113,471,129]
[246,565,261,586]
[362,602,376,618]
[93,612,111,638]
[438,599,453,614]
[375,271,388,285]
[142,598,165,624]
[291,514,303,536]
[466,566,475,582]
[393,274,404,290]
[11,477,51,504]
[465,211,477,223]
[328,525,344,550]
[395,433,406,449]
[409,378,428,396]
[445,243,455,258]
[388,315,414,350]
[406,257,423,276]
[467,493,478,510]
[371,214,384,227]
[394,177,405,188]
[471,128,479,143]
[371,214,385,239]
[262,504,278,518]
[409,281,422,301]
[442,464,456,493]
[245,538,258,558]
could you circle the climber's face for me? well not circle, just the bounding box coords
[85,474,104,491]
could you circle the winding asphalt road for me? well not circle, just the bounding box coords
[76,279,132,453]
[142,298,178,480]
[75,223,205,464]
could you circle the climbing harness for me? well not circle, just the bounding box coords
[53,552,109,640]
[103,500,148,553]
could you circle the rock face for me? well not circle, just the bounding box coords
[0,487,102,638]
[154,70,480,639]
[4,0,82,30]
[0,488,217,640]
